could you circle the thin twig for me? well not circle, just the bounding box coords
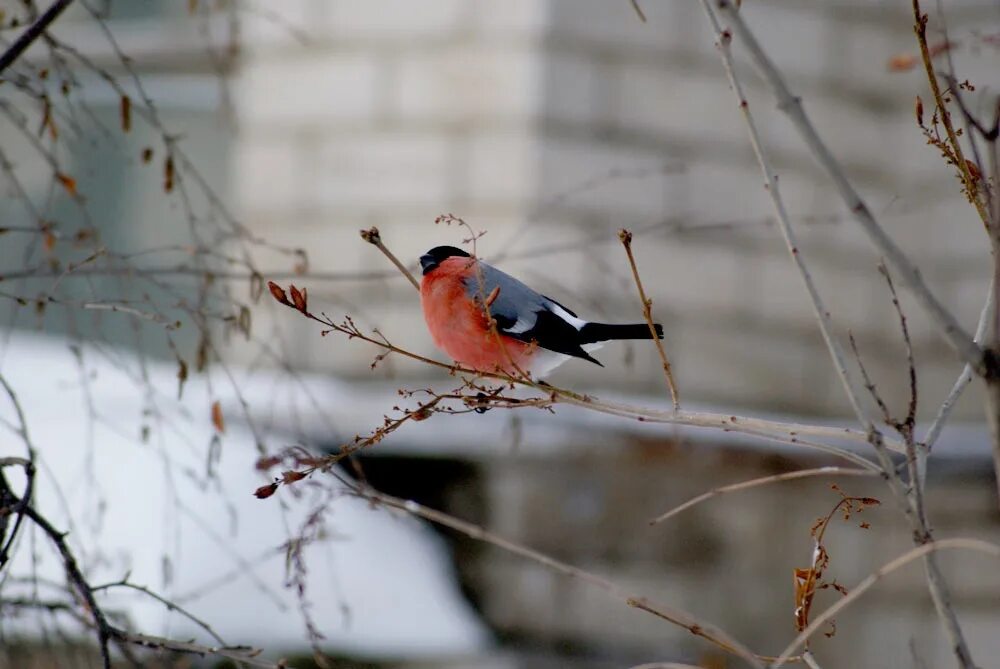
[0,0,75,75]
[360,227,420,292]
[619,228,680,409]
[629,0,647,23]
[772,538,1000,667]
[92,580,228,646]
[650,467,875,525]
[109,628,280,668]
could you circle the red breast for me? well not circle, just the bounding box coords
[420,257,533,374]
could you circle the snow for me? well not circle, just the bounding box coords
[0,333,489,658]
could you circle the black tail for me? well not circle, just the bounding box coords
[579,322,663,343]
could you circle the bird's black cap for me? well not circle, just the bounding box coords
[420,246,471,275]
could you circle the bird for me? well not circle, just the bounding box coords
[419,245,664,377]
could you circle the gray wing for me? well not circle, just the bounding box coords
[462,262,548,336]
[462,263,598,364]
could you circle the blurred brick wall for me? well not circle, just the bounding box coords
[228,3,1000,667]
[234,0,998,419]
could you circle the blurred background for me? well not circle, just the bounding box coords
[1,1,1000,668]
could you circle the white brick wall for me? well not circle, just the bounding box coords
[233,1,996,417]
[237,52,381,126]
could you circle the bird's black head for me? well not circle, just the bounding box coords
[419,246,471,275]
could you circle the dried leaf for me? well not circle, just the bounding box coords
[289,284,307,312]
[966,159,982,183]
[43,229,57,252]
[254,482,278,499]
[282,470,306,484]
[887,52,919,72]
[238,305,251,338]
[293,248,309,275]
[164,155,175,193]
[196,335,209,372]
[120,94,132,132]
[250,271,264,301]
[211,400,225,433]
[255,455,282,471]
[268,281,290,305]
[56,173,77,196]
[141,147,154,163]
[915,95,924,126]
[177,358,188,399]
[927,40,954,59]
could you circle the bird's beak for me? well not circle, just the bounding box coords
[419,254,437,274]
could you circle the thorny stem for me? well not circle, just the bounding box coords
[619,229,680,409]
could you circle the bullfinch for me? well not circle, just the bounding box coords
[419,245,664,377]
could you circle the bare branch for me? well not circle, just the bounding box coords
[924,281,994,449]
[619,228,680,409]
[0,0,75,75]
[360,226,421,292]
[650,467,875,525]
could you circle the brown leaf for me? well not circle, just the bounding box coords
[966,159,982,183]
[164,155,175,193]
[410,408,432,422]
[120,94,132,133]
[211,400,225,433]
[56,173,77,196]
[141,147,154,163]
[255,455,282,471]
[887,52,919,72]
[927,40,954,59]
[43,229,57,252]
[282,470,306,484]
[177,358,188,399]
[289,285,307,312]
[268,281,290,305]
[915,95,924,126]
[250,271,264,302]
[254,482,278,499]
